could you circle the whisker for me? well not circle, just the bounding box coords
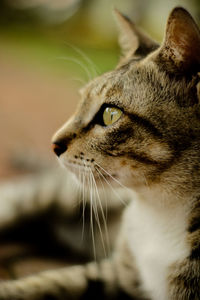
[95,169,108,220]
[71,77,87,86]
[88,169,97,261]
[63,161,91,172]
[95,167,127,206]
[90,168,109,257]
[63,42,100,77]
[80,168,86,241]
[90,169,110,256]
[89,169,106,257]
[55,56,92,81]
[95,162,131,192]
[77,165,83,205]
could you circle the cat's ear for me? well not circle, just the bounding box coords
[114,9,159,58]
[157,7,200,74]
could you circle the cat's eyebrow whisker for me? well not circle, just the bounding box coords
[95,167,127,207]
[94,162,131,192]
[90,168,110,257]
[62,42,100,77]
[71,77,87,86]
[55,56,92,81]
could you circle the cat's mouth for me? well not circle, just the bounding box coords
[60,158,118,187]
[65,159,93,172]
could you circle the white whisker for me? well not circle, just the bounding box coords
[90,168,109,257]
[63,42,99,77]
[90,169,110,256]
[55,56,92,81]
[71,77,87,86]
[81,168,86,241]
[95,162,131,192]
[95,168,108,220]
[77,165,82,205]
[95,167,127,206]
[88,168,97,261]
[63,161,91,172]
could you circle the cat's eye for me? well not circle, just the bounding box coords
[103,107,123,126]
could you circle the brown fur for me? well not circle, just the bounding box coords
[0,6,200,300]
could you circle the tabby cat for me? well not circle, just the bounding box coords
[0,6,200,300]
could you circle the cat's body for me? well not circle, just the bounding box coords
[121,191,189,299]
[0,6,200,300]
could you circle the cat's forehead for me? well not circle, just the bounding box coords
[79,59,140,99]
[79,71,123,97]
[77,55,196,116]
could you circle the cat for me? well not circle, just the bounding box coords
[0,6,200,300]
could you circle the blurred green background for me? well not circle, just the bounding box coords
[1,0,199,78]
[0,0,199,178]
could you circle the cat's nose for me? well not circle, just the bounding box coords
[52,140,67,157]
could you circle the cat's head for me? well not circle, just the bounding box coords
[52,7,200,191]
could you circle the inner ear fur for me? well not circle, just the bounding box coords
[114,9,159,60]
[156,7,200,74]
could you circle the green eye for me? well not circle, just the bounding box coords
[103,107,123,126]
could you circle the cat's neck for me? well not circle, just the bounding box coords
[134,182,196,212]
[125,186,191,300]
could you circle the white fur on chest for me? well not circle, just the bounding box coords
[123,194,189,300]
